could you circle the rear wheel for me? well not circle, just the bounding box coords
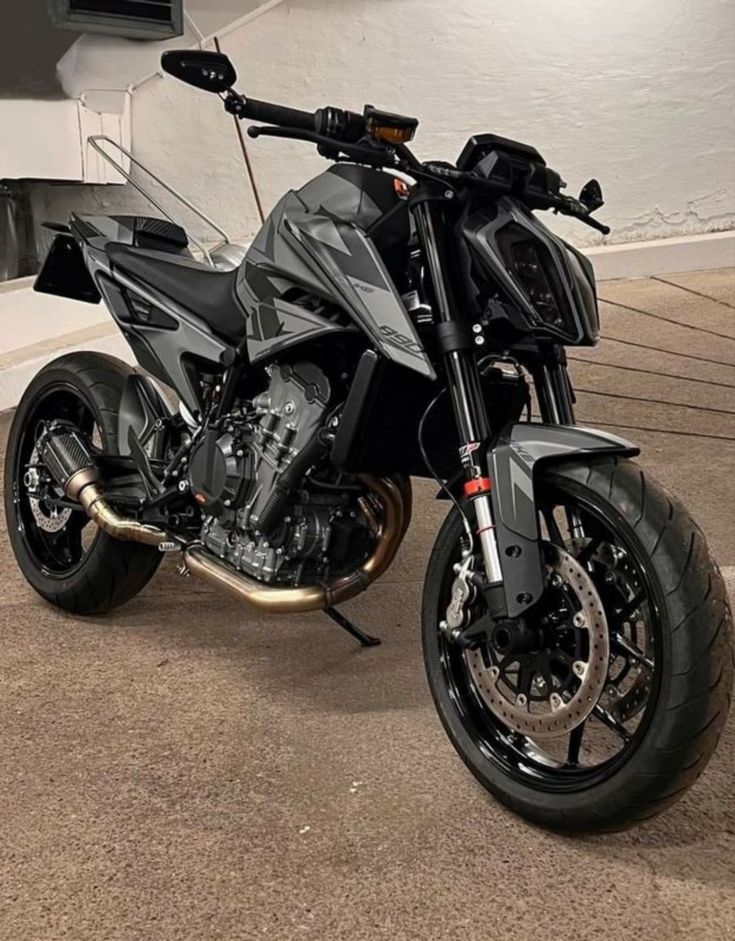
[4,352,161,615]
[422,458,733,831]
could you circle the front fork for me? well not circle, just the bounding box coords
[412,196,504,590]
[533,354,576,425]
[412,197,576,616]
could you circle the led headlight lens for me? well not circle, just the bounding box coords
[508,241,565,328]
[495,222,574,336]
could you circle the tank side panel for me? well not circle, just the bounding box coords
[238,174,434,379]
[246,298,354,364]
[284,210,434,379]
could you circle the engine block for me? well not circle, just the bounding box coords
[187,361,330,519]
[240,361,331,530]
[189,361,375,585]
[201,489,372,585]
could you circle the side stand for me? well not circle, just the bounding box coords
[324,607,381,647]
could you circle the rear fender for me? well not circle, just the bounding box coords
[33,233,101,304]
[488,423,639,617]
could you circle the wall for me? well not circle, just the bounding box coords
[30,57,259,260]
[30,0,735,252]
[0,96,131,182]
[0,0,79,99]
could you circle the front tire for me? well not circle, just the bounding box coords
[4,352,162,615]
[422,458,733,832]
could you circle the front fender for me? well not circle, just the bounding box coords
[489,423,639,618]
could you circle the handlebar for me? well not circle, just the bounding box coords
[234,96,316,131]
[223,93,609,235]
[422,164,610,234]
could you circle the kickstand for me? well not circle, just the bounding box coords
[324,607,381,647]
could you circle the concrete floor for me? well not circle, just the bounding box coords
[1,268,735,940]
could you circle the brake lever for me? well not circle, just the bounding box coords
[575,214,611,236]
[553,196,611,236]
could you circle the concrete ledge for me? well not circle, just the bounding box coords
[0,276,110,354]
[586,230,735,281]
[0,332,133,412]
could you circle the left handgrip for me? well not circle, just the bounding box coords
[226,94,316,130]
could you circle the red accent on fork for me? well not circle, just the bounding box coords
[463,477,492,498]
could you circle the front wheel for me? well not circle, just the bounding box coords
[422,458,733,832]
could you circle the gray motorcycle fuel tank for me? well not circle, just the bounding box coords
[237,165,435,379]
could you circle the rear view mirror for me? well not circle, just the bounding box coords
[161,50,236,93]
[579,178,604,212]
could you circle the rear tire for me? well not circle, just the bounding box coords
[4,352,162,615]
[422,457,733,832]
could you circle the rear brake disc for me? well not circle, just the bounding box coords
[26,443,72,534]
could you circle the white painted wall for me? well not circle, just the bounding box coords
[0,96,130,182]
[31,0,735,252]
[55,0,265,98]
[10,0,733,410]
[30,58,258,260]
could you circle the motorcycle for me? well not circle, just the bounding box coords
[6,50,732,832]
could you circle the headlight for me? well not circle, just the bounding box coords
[496,223,571,335]
[507,240,565,329]
[461,198,601,346]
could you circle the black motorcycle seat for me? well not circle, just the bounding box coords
[107,244,247,341]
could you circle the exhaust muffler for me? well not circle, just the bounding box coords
[39,425,411,613]
[39,424,169,548]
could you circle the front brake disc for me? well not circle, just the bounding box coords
[465,543,609,738]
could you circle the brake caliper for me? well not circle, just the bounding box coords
[440,554,476,640]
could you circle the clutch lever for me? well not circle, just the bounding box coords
[247,124,394,168]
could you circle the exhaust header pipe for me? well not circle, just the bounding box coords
[183,474,410,613]
[39,425,412,613]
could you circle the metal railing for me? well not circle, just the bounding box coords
[87,135,234,266]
